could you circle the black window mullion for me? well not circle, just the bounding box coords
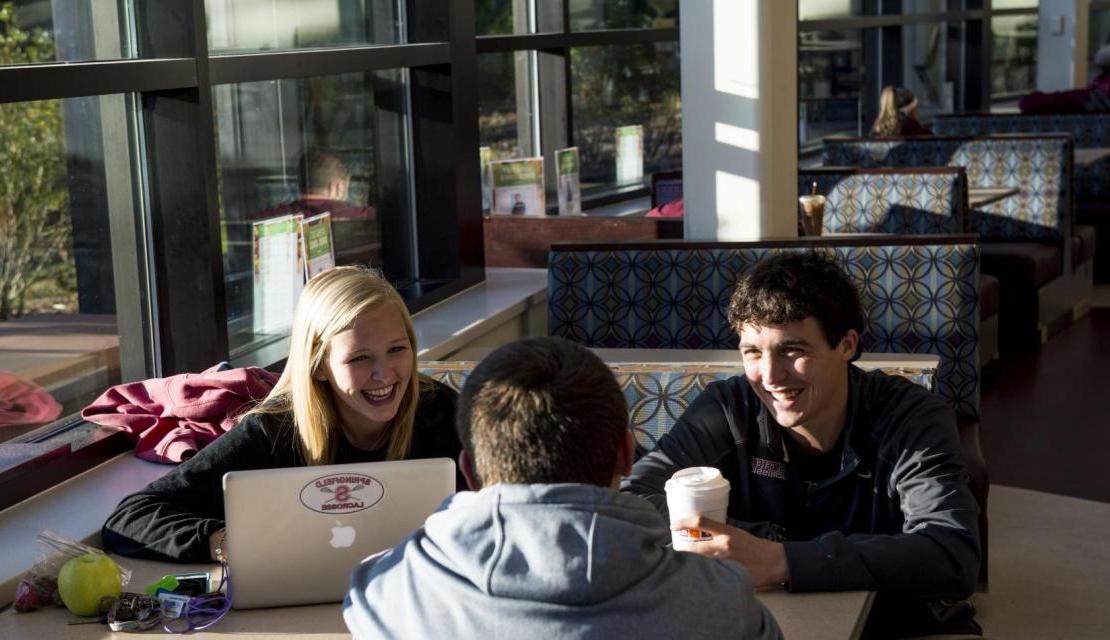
[208,43,452,85]
[0,59,197,105]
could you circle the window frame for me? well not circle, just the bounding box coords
[0,0,485,508]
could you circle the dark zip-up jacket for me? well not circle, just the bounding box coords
[622,367,980,601]
[102,379,461,563]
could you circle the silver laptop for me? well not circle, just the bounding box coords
[222,458,455,609]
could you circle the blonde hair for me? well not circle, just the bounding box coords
[246,266,423,465]
[871,86,917,137]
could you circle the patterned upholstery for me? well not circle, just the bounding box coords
[420,362,935,452]
[822,135,1071,240]
[935,113,1109,202]
[548,242,980,420]
[799,169,967,234]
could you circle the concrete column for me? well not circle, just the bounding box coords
[1036,0,1089,91]
[680,0,798,241]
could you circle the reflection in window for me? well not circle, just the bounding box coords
[568,0,678,31]
[570,43,681,193]
[798,29,864,145]
[0,0,132,65]
[205,0,400,53]
[0,93,129,450]
[902,20,955,118]
[478,51,537,161]
[1088,7,1110,82]
[798,0,863,21]
[476,0,532,35]
[991,15,1038,101]
[213,70,413,357]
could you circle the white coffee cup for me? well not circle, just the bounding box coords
[665,467,731,550]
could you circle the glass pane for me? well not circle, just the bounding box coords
[0,94,135,453]
[205,0,401,53]
[1088,8,1110,82]
[569,0,678,30]
[902,21,956,118]
[0,0,134,65]
[992,0,1037,8]
[799,29,865,146]
[213,71,413,360]
[476,0,532,35]
[799,0,868,20]
[571,42,681,193]
[478,51,537,161]
[991,15,1038,102]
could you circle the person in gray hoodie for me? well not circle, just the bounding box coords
[344,336,782,639]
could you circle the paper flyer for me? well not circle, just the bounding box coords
[300,212,336,279]
[480,146,493,214]
[252,214,304,336]
[491,157,545,216]
[555,147,582,216]
[615,124,644,185]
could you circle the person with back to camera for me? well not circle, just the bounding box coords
[102,266,462,563]
[870,85,933,137]
[1019,43,1110,113]
[344,336,782,639]
[623,252,981,638]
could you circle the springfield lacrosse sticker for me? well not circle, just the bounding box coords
[300,473,384,514]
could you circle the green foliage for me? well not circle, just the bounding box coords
[0,2,73,319]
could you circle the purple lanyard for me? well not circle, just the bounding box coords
[163,561,233,634]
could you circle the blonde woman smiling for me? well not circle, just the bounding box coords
[102,267,460,562]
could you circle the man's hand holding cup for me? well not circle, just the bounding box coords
[669,515,789,588]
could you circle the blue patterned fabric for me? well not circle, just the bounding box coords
[822,136,1071,240]
[421,362,935,450]
[548,243,980,420]
[799,171,967,234]
[934,113,1110,202]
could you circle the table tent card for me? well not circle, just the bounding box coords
[300,212,336,279]
[615,124,644,185]
[491,157,545,216]
[556,147,582,216]
[252,214,304,336]
[480,146,493,214]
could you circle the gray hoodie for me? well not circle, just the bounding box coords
[344,483,782,639]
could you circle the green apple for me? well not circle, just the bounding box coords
[57,553,122,616]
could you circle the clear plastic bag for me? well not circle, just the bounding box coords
[13,529,131,613]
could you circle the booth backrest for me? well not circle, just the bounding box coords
[934,112,1109,201]
[822,134,1072,241]
[799,167,968,234]
[547,237,981,420]
[420,361,936,451]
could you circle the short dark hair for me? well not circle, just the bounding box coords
[297,150,349,193]
[456,337,628,487]
[727,251,865,354]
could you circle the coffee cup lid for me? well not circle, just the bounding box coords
[665,466,730,493]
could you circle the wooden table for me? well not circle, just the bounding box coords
[1074,147,1110,167]
[0,556,874,639]
[968,186,1020,208]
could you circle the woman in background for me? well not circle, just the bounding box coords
[102,267,461,563]
[870,86,933,137]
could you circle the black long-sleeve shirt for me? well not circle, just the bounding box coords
[102,379,460,562]
[622,367,980,601]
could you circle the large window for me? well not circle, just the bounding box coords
[0,0,480,506]
[476,1,681,207]
[797,1,1039,152]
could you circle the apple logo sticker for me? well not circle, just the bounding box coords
[329,521,357,548]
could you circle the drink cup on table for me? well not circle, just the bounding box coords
[665,467,731,551]
[798,194,826,236]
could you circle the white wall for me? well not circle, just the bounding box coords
[1037,0,1090,91]
[680,0,798,241]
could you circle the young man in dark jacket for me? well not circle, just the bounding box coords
[345,337,782,639]
[622,252,981,637]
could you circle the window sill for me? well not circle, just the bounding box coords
[0,267,548,609]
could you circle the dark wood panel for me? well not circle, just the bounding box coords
[484,216,683,268]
